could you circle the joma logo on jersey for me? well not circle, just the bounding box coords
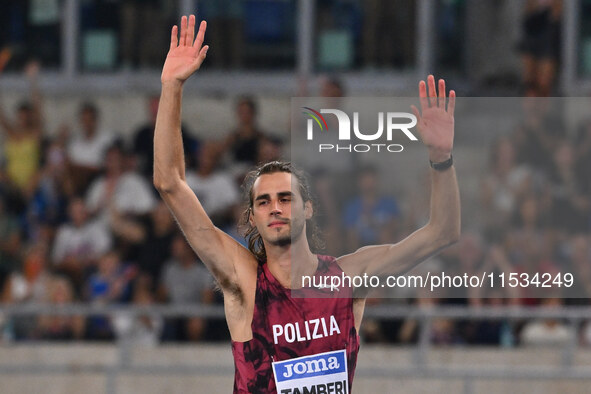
[274,350,347,381]
[302,108,418,153]
[282,355,341,378]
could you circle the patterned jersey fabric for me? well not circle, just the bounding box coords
[232,255,360,393]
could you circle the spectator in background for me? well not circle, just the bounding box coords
[505,196,547,292]
[518,0,562,96]
[516,193,549,228]
[85,142,156,221]
[37,276,85,341]
[320,75,344,98]
[87,251,134,304]
[27,137,73,231]
[297,75,345,113]
[255,135,284,165]
[398,288,461,345]
[310,169,342,256]
[520,297,571,346]
[51,197,111,293]
[581,321,591,347]
[448,232,487,299]
[478,245,520,301]
[507,195,549,262]
[159,235,215,342]
[341,165,401,343]
[343,164,400,249]
[545,141,590,233]
[112,285,163,346]
[132,95,160,177]
[574,117,591,194]
[0,61,43,198]
[67,102,115,194]
[186,141,240,228]
[136,202,176,287]
[402,168,430,234]
[0,195,22,285]
[1,242,52,340]
[319,75,346,115]
[85,251,135,340]
[564,234,591,303]
[132,95,200,178]
[462,288,515,346]
[85,142,155,263]
[221,96,267,168]
[481,137,532,240]
[2,242,51,304]
[513,98,564,174]
[222,204,249,248]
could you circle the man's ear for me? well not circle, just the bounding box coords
[304,201,313,220]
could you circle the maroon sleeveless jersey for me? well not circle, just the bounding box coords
[232,255,360,393]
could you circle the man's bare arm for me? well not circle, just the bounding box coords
[153,15,256,291]
[338,76,460,277]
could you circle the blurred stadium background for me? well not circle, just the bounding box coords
[1,0,591,393]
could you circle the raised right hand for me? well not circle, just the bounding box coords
[161,15,208,85]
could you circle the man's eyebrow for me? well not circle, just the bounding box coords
[254,191,294,201]
[255,193,271,201]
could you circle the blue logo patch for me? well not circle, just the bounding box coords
[273,350,347,383]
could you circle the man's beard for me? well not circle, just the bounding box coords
[268,217,306,247]
[270,234,291,247]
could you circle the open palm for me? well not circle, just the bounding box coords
[161,15,208,84]
[411,75,456,162]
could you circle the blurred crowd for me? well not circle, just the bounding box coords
[0,63,590,349]
[0,0,589,348]
[0,63,285,343]
[348,97,591,347]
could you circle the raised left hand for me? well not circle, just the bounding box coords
[411,75,455,162]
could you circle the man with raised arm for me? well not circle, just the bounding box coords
[154,15,460,394]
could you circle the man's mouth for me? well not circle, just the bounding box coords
[269,220,288,228]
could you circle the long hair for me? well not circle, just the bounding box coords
[238,161,323,263]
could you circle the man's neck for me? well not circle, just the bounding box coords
[265,239,317,289]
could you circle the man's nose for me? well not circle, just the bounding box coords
[270,200,282,215]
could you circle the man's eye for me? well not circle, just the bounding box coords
[281,198,291,203]
[258,201,268,206]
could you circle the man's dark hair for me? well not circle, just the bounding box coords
[239,161,323,263]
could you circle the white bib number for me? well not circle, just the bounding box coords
[272,349,349,394]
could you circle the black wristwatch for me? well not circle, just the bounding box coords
[429,155,453,171]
